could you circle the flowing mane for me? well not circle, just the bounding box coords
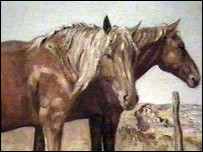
[133,23,182,49]
[27,22,137,96]
[28,23,100,50]
[133,25,167,49]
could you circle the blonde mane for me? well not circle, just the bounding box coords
[133,25,167,49]
[133,23,181,49]
[28,23,137,97]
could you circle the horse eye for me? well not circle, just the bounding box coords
[104,53,113,60]
[180,44,185,50]
[110,39,113,44]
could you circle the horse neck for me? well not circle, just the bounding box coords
[133,27,167,80]
[62,30,109,96]
[134,40,163,80]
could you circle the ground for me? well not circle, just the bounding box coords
[1,104,202,151]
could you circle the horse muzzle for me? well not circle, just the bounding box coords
[187,74,201,88]
[123,94,139,111]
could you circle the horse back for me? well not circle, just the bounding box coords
[1,40,29,53]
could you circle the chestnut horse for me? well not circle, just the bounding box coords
[1,16,139,151]
[1,19,200,151]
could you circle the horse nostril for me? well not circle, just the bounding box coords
[191,77,195,82]
[136,95,139,102]
[191,76,199,85]
[188,74,200,87]
[123,95,129,101]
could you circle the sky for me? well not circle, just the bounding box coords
[1,1,202,105]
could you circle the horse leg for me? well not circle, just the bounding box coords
[42,124,63,151]
[102,113,121,151]
[89,115,103,151]
[34,126,45,151]
[39,97,67,151]
[102,122,116,151]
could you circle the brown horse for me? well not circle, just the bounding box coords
[1,19,200,151]
[87,19,200,151]
[1,16,139,151]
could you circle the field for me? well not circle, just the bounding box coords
[1,104,202,151]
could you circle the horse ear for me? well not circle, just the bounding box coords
[103,15,112,34]
[129,21,142,38]
[167,19,181,36]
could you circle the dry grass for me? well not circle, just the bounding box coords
[1,104,202,151]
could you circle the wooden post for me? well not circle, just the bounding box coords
[172,91,184,151]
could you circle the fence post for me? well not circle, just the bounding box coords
[172,91,184,151]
